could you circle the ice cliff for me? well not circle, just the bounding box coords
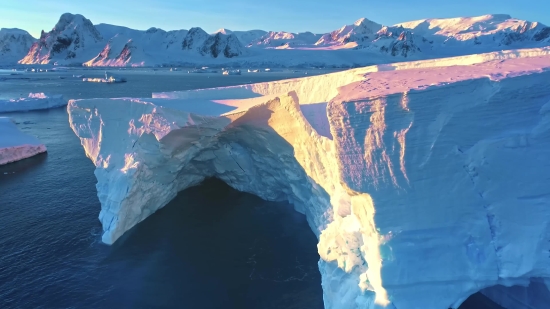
[0,93,67,112]
[68,47,550,309]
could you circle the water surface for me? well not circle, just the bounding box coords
[0,72,324,309]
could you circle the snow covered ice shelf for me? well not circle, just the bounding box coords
[68,47,550,309]
[0,93,67,113]
[0,117,46,165]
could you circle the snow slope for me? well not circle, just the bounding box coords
[0,117,46,165]
[0,28,36,65]
[69,47,550,308]
[0,93,67,112]
[83,25,189,67]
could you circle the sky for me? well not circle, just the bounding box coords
[1,0,549,38]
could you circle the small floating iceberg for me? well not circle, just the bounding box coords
[83,71,127,83]
[0,117,46,165]
[222,69,241,75]
[0,93,67,113]
[188,68,218,73]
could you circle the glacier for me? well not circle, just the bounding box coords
[68,47,550,309]
[0,117,46,165]
[0,93,67,113]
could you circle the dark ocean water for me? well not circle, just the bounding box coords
[0,69,504,309]
[0,71,325,309]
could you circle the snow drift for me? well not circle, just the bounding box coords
[0,93,67,113]
[68,47,550,309]
[0,117,46,165]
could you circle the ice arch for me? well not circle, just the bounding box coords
[69,48,550,309]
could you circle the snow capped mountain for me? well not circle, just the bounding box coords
[248,31,322,48]
[213,28,268,47]
[367,26,431,57]
[0,28,36,64]
[10,12,550,67]
[396,14,550,51]
[199,32,247,57]
[181,27,210,52]
[19,13,103,65]
[315,18,383,46]
[182,27,246,58]
[84,25,188,66]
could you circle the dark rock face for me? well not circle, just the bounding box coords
[199,33,244,58]
[52,36,72,54]
[182,27,208,50]
[98,43,111,59]
[534,27,550,41]
[377,29,422,57]
[118,41,134,62]
[222,35,244,58]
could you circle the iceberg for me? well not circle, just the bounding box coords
[0,117,46,165]
[222,69,241,75]
[188,68,218,73]
[68,47,550,309]
[0,93,67,113]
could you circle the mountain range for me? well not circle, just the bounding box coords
[2,12,549,67]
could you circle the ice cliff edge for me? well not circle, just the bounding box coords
[68,47,550,309]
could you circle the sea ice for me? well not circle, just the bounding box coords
[0,117,46,165]
[0,93,66,113]
[68,47,550,309]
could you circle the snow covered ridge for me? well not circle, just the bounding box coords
[0,28,36,64]
[69,48,550,308]
[8,12,550,67]
[0,93,67,113]
[16,13,247,67]
[0,118,46,165]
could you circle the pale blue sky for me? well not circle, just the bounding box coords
[1,0,549,38]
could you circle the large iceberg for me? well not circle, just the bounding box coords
[0,93,66,113]
[0,117,46,165]
[68,47,550,309]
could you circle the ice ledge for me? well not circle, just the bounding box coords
[69,48,550,309]
[0,117,46,165]
[0,93,67,113]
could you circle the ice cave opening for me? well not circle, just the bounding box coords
[112,177,325,308]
